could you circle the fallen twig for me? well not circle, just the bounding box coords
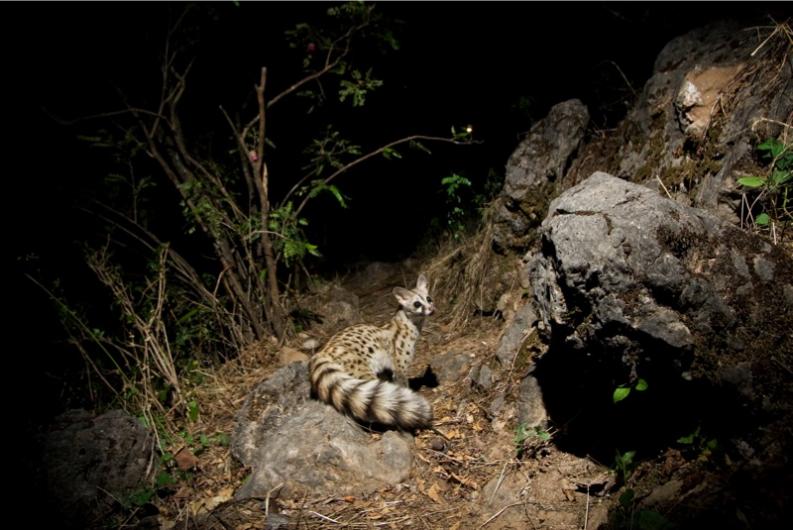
[478,501,525,528]
[309,510,342,524]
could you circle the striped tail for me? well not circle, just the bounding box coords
[309,359,432,430]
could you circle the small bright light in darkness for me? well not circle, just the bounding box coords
[465,126,473,134]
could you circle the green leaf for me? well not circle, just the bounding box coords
[771,170,791,186]
[188,399,199,423]
[383,30,400,51]
[635,378,648,392]
[619,488,635,507]
[677,433,695,444]
[127,488,155,507]
[305,243,322,257]
[156,471,176,488]
[737,176,766,188]
[514,423,529,445]
[382,146,402,160]
[776,152,793,171]
[758,138,783,158]
[615,450,636,478]
[327,184,348,208]
[755,213,770,226]
[617,450,635,468]
[410,140,432,155]
[613,386,631,403]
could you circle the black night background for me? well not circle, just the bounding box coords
[5,2,790,528]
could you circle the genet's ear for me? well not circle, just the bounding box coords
[416,273,428,294]
[393,287,413,306]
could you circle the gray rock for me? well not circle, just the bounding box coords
[324,285,361,327]
[234,401,413,500]
[265,513,291,529]
[517,374,547,428]
[232,364,414,500]
[42,409,154,528]
[567,22,792,219]
[495,301,538,365]
[431,350,473,384]
[528,172,793,418]
[469,363,494,391]
[489,391,506,417]
[232,363,311,465]
[493,99,590,250]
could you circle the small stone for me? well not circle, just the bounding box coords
[174,447,199,471]
[301,338,320,351]
[430,437,446,452]
[475,364,494,390]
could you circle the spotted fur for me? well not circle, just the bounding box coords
[309,274,435,430]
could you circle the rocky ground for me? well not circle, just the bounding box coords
[150,259,615,530]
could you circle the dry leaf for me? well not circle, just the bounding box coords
[204,493,230,512]
[427,483,446,504]
[173,485,193,499]
[189,499,208,517]
[175,447,199,471]
[451,472,480,490]
[216,486,235,501]
[446,429,461,439]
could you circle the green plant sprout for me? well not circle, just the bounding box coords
[613,377,648,403]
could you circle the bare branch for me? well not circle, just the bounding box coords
[241,16,369,138]
[256,67,268,167]
[220,105,256,209]
[44,107,167,127]
[252,67,286,340]
[294,134,473,217]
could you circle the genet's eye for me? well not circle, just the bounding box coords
[413,301,422,308]
[426,296,433,303]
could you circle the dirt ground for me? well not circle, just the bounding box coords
[144,264,623,530]
[138,250,793,530]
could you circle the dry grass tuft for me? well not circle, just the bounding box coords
[427,209,497,331]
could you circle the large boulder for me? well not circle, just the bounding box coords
[232,363,414,500]
[528,171,792,458]
[41,409,155,528]
[568,22,792,220]
[492,99,590,250]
